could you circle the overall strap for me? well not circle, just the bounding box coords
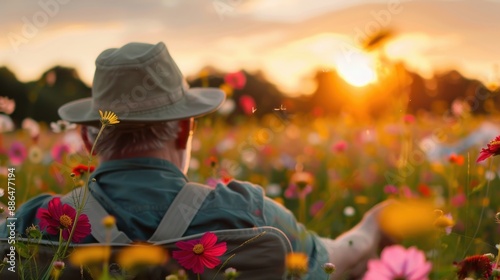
[61,188,133,244]
[148,182,212,242]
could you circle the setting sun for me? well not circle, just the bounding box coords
[335,52,377,87]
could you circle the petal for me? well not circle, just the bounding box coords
[200,255,222,269]
[380,245,407,275]
[191,256,205,274]
[408,262,432,280]
[61,229,70,241]
[204,242,227,257]
[48,197,63,218]
[365,260,395,279]
[200,232,217,248]
[403,247,427,275]
[62,204,77,218]
[476,150,492,163]
[176,239,198,251]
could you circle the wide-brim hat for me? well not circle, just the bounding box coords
[58,42,225,125]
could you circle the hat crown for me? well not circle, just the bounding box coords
[96,42,163,66]
[57,42,225,124]
[90,42,186,120]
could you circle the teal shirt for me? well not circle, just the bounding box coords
[0,157,328,278]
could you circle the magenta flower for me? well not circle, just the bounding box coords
[36,197,91,243]
[8,141,27,166]
[224,71,246,90]
[477,135,500,162]
[51,143,71,163]
[172,232,227,274]
[363,245,431,280]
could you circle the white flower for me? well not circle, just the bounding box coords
[50,120,77,133]
[343,206,356,217]
[0,115,14,133]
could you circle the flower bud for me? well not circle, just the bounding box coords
[102,215,116,229]
[53,260,65,271]
[322,262,336,274]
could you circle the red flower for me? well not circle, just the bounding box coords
[72,164,95,177]
[224,71,246,90]
[455,255,492,280]
[418,184,432,197]
[449,154,465,165]
[36,197,91,243]
[172,232,227,274]
[477,136,500,162]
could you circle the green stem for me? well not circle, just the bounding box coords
[42,229,64,280]
[61,125,106,258]
[210,254,236,280]
[462,158,493,257]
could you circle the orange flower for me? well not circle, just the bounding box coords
[449,154,464,165]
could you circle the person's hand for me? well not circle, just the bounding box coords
[322,200,396,279]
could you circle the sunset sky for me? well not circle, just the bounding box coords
[1,0,499,95]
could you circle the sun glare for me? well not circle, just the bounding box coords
[335,53,377,87]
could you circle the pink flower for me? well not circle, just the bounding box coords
[36,197,91,243]
[332,140,348,153]
[0,96,15,115]
[451,192,466,207]
[239,95,256,116]
[284,183,313,199]
[383,185,398,195]
[403,114,415,124]
[172,232,227,274]
[8,141,27,166]
[224,71,246,90]
[22,118,40,141]
[309,201,324,217]
[477,135,500,162]
[51,143,71,163]
[363,245,432,280]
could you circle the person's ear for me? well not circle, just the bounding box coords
[80,125,96,155]
[175,118,194,150]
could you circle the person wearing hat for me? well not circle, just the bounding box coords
[1,42,390,279]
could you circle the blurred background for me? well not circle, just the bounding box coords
[2,1,500,277]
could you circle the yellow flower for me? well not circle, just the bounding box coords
[99,110,120,125]
[286,252,308,276]
[219,83,233,97]
[354,195,369,205]
[434,215,455,229]
[102,215,116,229]
[117,244,168,270]
[378,199,436,239]
[69,246,111,266]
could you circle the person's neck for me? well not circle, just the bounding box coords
[101,143,183,168]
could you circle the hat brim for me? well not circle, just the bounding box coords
[58,87,226,125]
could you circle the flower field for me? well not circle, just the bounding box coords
[2,111,500,279]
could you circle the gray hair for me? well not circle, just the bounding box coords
[86,121,180,158]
